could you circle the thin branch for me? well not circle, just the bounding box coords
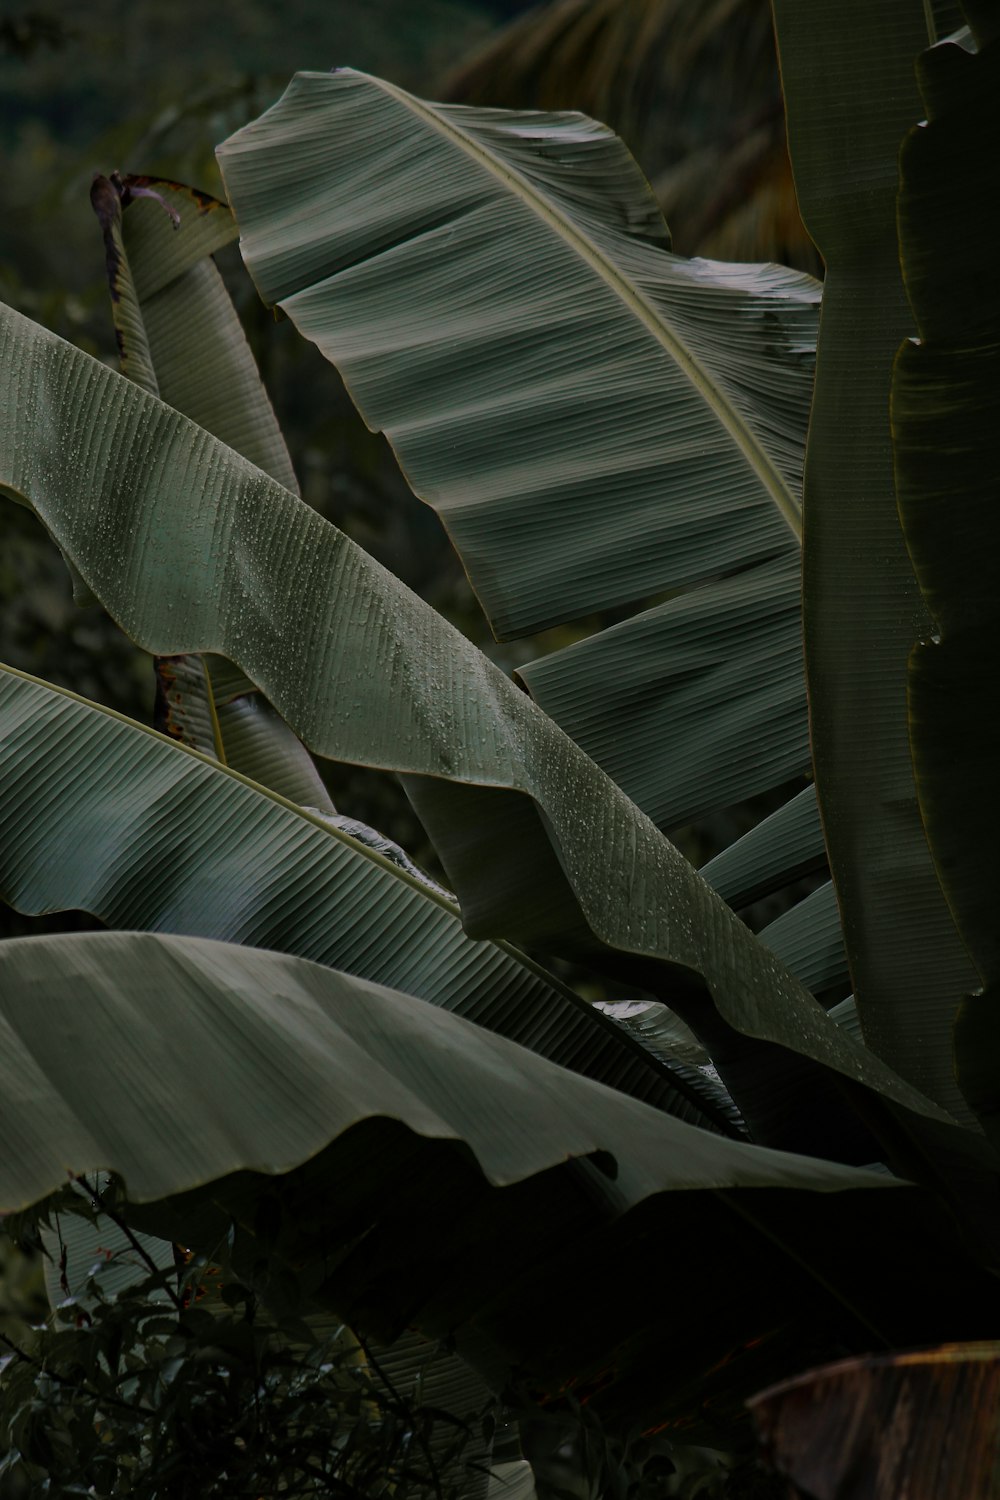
[0,1329,146,1418]
[74,1173,184,1312]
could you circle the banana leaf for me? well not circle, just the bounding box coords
[700,784,825,909]
[216,70,816,844]
[212,75,855,1147]
[0,663,739,1136]
[772,0,979,1124]
[891,27,1000,1138]
[757,883,848,1000]
[0,300,956,1144]
[3,928,994,1441]
[99,143,862,1158]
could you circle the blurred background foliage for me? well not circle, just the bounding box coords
[0,0,824,945]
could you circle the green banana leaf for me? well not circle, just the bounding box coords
[101,148,855,1157]
[3,927,993,1441]
[0,300,956,1143]
[211,74,851,1154]
[891,27,1000,1137]
[109,168,817,972]
[215,70,817,843]
[0,663,739,1137]
[772,0,979,1123]
[519,553,807,831]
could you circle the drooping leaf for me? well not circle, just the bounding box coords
[772,0,979,1123]
[0,664,738,1137]
[4,926,798,1208]
[3,928,994,1441]
[0,300,956,1148]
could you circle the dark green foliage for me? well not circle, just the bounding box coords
[1,1185,488,1500]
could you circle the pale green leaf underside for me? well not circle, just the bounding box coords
[0,301,954,1126]
[0,665,739,1135]
[0,929,899,1212]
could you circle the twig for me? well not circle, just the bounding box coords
[74,1173,184,1312]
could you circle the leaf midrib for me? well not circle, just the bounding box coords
[0,660,749,1135]
[0,661,611,1015]
[370,72,803,541]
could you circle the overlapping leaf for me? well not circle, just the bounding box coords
[0,300,953,1139]
[101,124,852,1150]
[0,664,740,1135]
[4,928,987,1440]
[213,73,843,1102]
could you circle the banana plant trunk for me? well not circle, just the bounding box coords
[749,1344,1000,1497]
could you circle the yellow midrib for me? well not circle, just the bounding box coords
[375,73,803,541]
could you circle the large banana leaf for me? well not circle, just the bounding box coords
[0,662,738,1136]
[771,0,979,1123]
[212,73,838,1139]
[216,70,817,844]
[0,300,956,1143]
[3,928,994,1441]
[891,26,1000,1135]
[89,168,855,1159]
